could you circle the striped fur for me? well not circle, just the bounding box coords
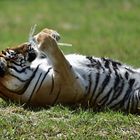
[0,28,140,113]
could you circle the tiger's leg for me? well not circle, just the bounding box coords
[33,29,85,103]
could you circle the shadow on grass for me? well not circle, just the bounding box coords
[0,99,139,116]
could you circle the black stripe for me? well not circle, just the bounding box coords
[135,91,140,113]
[86,74,92,95]
[8,65,35,83]
[49,75,55,95]
[114,82,125,100]
[129,78,135,86]
[132,93,138,113]
[101,58,122,75]
[10,69,34,82]
[119,79,135,108]
[125,71,129,80]
[93,74,111,105]
[27,73,43,104]
[133,92,138,113]
[86,56,105,70]
[12,61,22,66]
[125,68,135,73]
[106,81,125,108]
[113,70,123,99]
[36,67,52,93]
[102,58,122,68]
[122,79,135,103]
[86,59,99,69]
[112,61,121,69]
[101,58,112,73]
[10,74,29,82]
[15,64,41,95]
[96,60,102,70]
[102,58,109,68]
[89,72,100,105]
[52,87,61,105]
[97,88,113,106]
[86,56,96,63]
[3,64,41,95]
[100,74,110,93]
[127,93,134,113]
[136,91,140,111]
[8,66,31,73]
[114,69,121,91]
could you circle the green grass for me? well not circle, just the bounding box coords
[0,102,140,140]
[0,0,140,139]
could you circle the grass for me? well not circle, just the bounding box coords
[0,0,140,139]
[0,102,140,140]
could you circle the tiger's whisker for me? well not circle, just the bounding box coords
[29,24,37,42]
[57,42,72,47]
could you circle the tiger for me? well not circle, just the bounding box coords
[0,28,140,114]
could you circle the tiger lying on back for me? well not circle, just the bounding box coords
[0,28,140,114]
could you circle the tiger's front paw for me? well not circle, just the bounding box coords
[42,28,60,41]
[35,28,60,44]
[34,29,60,53]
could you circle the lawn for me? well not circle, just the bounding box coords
[0,0,140,139]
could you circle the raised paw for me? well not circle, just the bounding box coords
[34,31,58,53]
[35,28,60,44]
[42,28,60,41]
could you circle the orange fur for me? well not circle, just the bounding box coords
[0,28,84,106]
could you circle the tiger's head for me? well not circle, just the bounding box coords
[0,28,60,77]
[0,43,37,77]
[0,28,61,103]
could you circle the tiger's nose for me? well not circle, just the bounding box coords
[0,57,7,77]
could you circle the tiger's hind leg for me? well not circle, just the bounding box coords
[33,29,85,103]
